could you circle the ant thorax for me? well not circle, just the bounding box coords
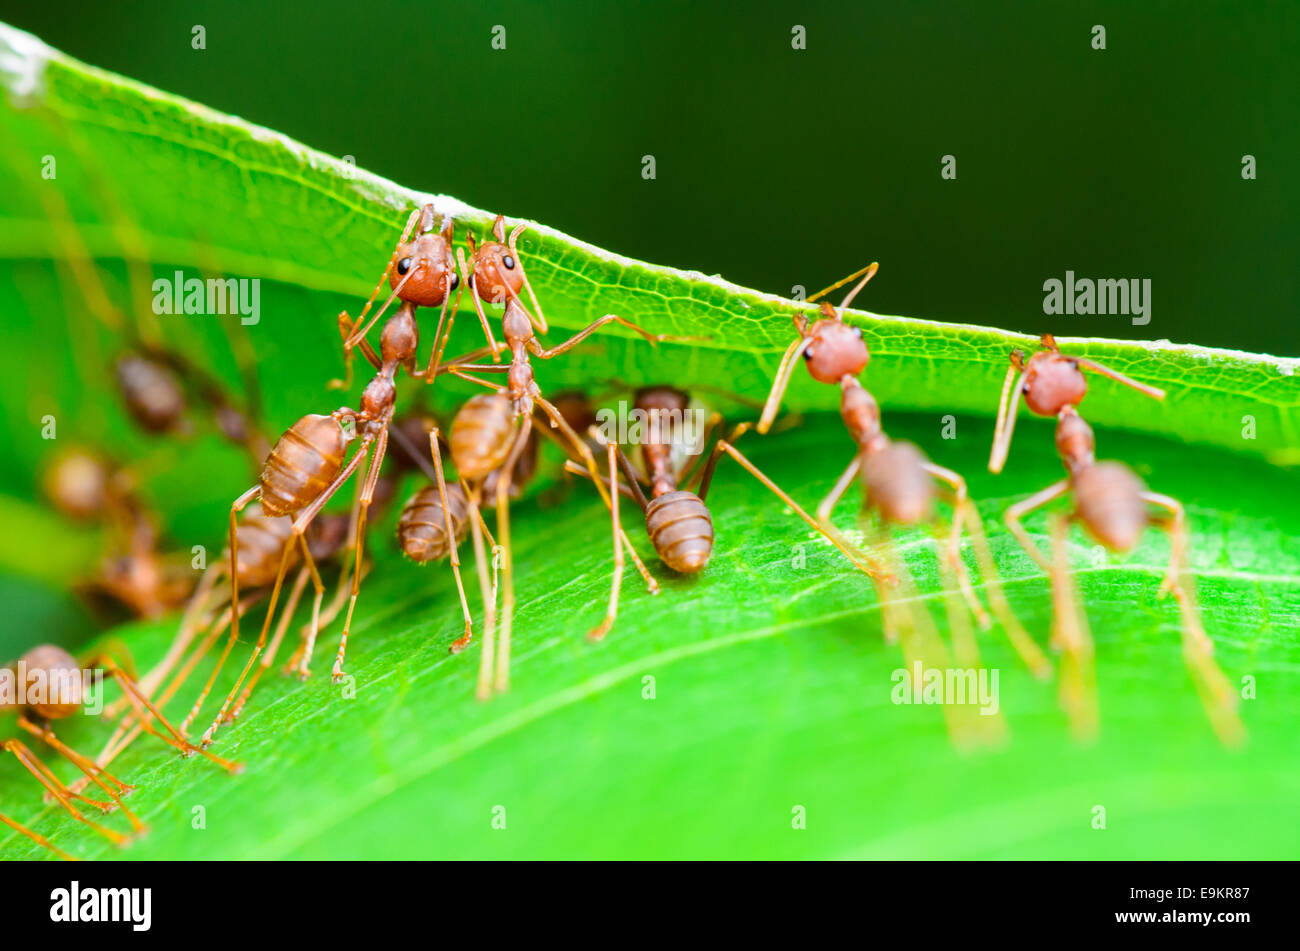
[1023,351,1088,417]
[840,378,883,449]
[502,298,534,346]
[1055,408,1096,475]
[380,303,419,365]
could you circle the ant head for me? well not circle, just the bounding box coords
[634,385,690,415]
[1020,349,1088,417]
[389,217,457,307]
[802,315,869,384]
[469,218,525,304]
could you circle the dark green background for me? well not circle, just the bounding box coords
[5,0,1295,354]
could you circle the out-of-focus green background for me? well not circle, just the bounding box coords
[5,0,1296,354]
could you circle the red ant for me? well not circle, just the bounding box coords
[988,335,1243,744]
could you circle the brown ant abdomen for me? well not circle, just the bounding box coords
[1073,461,1147,552]
[397,484,471,563]
[11,645,83,719]
[258,414,350,518]
[645,490,714,573]
[450,394,516,482]
[861,441,934,524]
[115,353,187,432]
[233,505,297,587]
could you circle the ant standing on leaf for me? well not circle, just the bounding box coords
[988,334,1244,745]
[1,643,238,858]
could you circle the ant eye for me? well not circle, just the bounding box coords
[449,271,459,290]
[396,257,413,276]
[804,348,814,361]
[852,327,863,339]
[502,254,516,270]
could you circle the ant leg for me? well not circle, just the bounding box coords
[1047,515,1099,742]
[922,463,992,630]
[698,425,888,581]
[492,416,535,694]
[137,560,224,700]
[987,363,1026,474]
[505,222,548,333]
[527,314,676,360]
[332,310,383,390]
[422,277,466,380]
[292,471,366,674]
[467,490,497,700]
[2,740,128,845]
[16,718,143,833]
[1002,480,1071,573]
[588,441,625,642]
[757,336,813,434]
[332,427,389,683]
[0,811,73,860]
[959,504,1052,679]
[1076,358,1166,401]
[806,261,880,305]
[228,564,312,722]
[535,397,659,595]
[181,485,259,734]
[457,247,503,361]
[813,455,895,584]
[811,456,896,640]
[430,428,477,653]
[1143,494,1244,746]
[100,662,241,771]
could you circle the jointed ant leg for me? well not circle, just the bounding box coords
[588,440,625,642]
[922,463,991,630]
[2,739,127,846]
[333,425,389,682]
[526,313,674,360]
[960,504,1052,679]
[468,490,497,701]
[1048,515,1099,742]
[138,560,223,699]
[17,718,138,831]
[227,563,312,722]
[430,428,477,653]
[1002,480,1071,573]
[698,426,890,582]
[182,485,259,736]
[492,415,534,694]
[535,398,659,595]
[0,810,73,860]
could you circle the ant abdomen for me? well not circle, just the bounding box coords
[115,353,187,433]
[9,645,83,719]
[861,442,934,525]
[258,414,350,517]
[232,505,296,587]
[450,393,516,482]
[398,484,471,563]
[645,490,714,573]
[1073,461,1147,552]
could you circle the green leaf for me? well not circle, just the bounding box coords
[0,22,1296,860]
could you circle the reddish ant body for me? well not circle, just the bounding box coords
[988,335,1243,744]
